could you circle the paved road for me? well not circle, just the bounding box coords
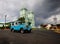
[0,29,60,44]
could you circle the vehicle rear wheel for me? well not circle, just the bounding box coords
[20,29,24,34]
[28,29,32,33]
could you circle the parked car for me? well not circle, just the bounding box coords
[10,21,32,34]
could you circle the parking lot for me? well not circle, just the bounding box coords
[0,29,60,44]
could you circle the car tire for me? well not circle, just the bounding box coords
[11,29,13,32]
[28,29,31,33]
[20,29,24,34]
[11,28,14,32]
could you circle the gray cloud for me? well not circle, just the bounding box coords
[34,0,60,18]
[33,0,60,26]
[0,0,60,26]
[0,0,36,23]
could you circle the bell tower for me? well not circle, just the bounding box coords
[28,11,35,28]
[20,8,35,28]
[20,8,28,18]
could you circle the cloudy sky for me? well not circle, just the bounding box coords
[0,0,60,26]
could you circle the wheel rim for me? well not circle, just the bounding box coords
[21,30,24,33]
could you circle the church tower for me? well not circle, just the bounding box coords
[20,8,35,28]
[20,8,27,18]
[27,11,35,28]
[20,8,28,25]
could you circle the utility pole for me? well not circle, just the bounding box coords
[5,15,7,29]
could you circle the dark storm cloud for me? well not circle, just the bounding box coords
[44,0,60,16]
[34,0,60,26]
[0,0,60,26]
[34,0,60,18]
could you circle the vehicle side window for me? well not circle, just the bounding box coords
[18,22,22,24]
[14,22,18,25]
[12,23,14,25]
[16,22,18,25]
[18,22,21,24]
[11,22,14,26]
[18,22,20,23]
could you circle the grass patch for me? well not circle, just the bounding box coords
[32,28,37,30]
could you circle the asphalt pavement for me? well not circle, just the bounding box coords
[0,29,60,44]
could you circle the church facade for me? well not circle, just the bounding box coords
[20,8,35,28]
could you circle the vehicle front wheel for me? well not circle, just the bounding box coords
[11,29,12,32]
[11,29,13,32]
[11,28,14,32]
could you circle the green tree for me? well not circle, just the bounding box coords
[17,17,25,23]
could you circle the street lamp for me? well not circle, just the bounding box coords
[5,15,7,29]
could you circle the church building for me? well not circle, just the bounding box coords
[20,8,35,28]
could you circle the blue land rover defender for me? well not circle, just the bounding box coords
[10,21,32,34]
